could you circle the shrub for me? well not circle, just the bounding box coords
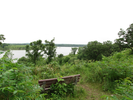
[48,78,75,99]
[102,78,133,100]
[0,51,46,99]
[87,49,133,91]
[63,56,70,63]
[57,54,64,65]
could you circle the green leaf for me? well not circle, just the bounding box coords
[16,90,25,93]
[13,90,18,95]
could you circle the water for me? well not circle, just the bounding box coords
[0,47,77,60]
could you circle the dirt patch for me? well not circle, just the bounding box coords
[78,83,111,100]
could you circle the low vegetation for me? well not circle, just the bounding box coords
[0,23,133,99]
[1,49,133,100]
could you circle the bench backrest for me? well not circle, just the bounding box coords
[38,74,80,91]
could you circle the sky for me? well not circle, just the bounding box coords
[0,0,133,44]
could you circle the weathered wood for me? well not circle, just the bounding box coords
[38,74,80,91]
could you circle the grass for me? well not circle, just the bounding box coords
[1,48,133,99]
[81,83,111,100]
[32,63,114,100]
[49,83,112,100]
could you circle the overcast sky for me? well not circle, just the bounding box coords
[0,0,133,44]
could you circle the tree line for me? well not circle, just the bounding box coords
[77,23,133,61]
[1,23,133,99]
[1,23,133,63]
[0,43,85,50]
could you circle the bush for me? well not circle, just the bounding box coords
[77,40,128,62]
[57,54,64,65]
[48,78,75,99]
[17,56,34,66]
[102,78,133,100]
[87,49,133,91]
[63,56,70,63]
[0,51,46,99]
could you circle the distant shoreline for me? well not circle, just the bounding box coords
[6,43,87,47]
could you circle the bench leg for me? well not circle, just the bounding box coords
[75,76,78,85]
[42,81,46,92]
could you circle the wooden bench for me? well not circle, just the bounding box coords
[38,74,80,91]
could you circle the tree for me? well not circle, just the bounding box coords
[26,40,45,65]
[0,34,5,45]
[102,40,114,57]
[114,39,127,52]
[77,41,103,61]
[71,47,78,55]
[44,38,56,63]
[86,41,103,61]
[0,43,9,50]
[118,23,133,51]
[57,54,64,65]
[77,47,86,60]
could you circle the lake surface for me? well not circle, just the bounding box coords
[0,47,77,60]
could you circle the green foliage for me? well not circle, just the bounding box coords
[77,47,85,60]
[102,41,114,57]
[77,40,127,61]
[17,56,29,63]
[63,56,70,63]
[0,43,10,50]
[48,78,75,99]
[0,50,46,100]
[56,54,78,65]
[0,44,85,50]
[22,38,56,65]
[26,40,45,65]
[86,49,133,92]
[58,54,64,58]
[71,47,78,55]
[57,54,78,65]
[9,45,26,50]
[114,39,127,52]
[17,56,34,66]
[57,54,64,65]
[115,78,133,100]
[0,44,27,50]
[118,23,133,51]
[0,51,4,55]
[1,35,133,99]
[0,34,5,45]
[77,41,103,61]
[32,65,55,79]
[44,38,56,63]
[102,78,133,100]
[36,57,47,66]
